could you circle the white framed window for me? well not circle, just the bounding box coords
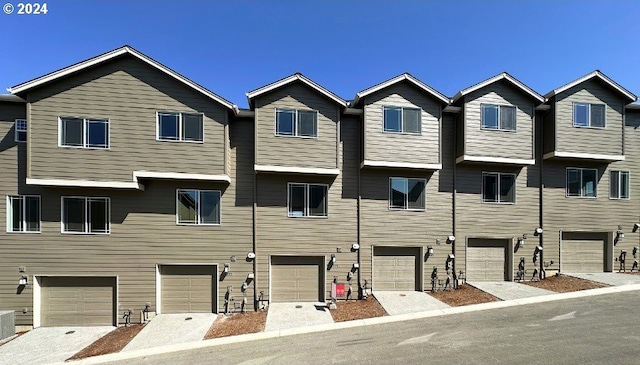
[6,195,40,233]
[14,119,27,143]
[481,104,516,131]
[287,183,328,217]
[59,117,109,148]
[275,109,318,138]
[383,106,421,134]
[610,170,630,200]
[389,177,426,211]
[482,172,516,204]
[62,197,110,234]
[566,168,598,198]
[176,189,221,225]
[573,103,605,128]
[157,112,204,142]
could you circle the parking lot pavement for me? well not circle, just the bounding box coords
[564,272,640,286]
[122,313,217,352]
[373,291,450,315]
[265,302,334,332]
[0,326,114,365]
[467,281,554,301]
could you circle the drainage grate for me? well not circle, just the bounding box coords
[185,317,193,321]
[65,330,75,335]
[295,305,303,308]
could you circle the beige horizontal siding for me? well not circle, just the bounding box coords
[255,82,338,169]
[0,119,254,327]
[27,55,228,182]
[554,79,624,156]
[463,80,534,160]
[363,82,441,165]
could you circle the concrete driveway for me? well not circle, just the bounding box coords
[373,291,449,315]
[0,326,114,365]
[123,313,217,351]
[565,272,640,286]
[468,281,554,300]
[265,302,333,332]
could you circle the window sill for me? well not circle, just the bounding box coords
[388,208,426,212]
[609,197,630,201]
[565,195,598,199]
[156,138,204,144]
[382,130,422,136]
[480,127,517,133]
[176,223,221,226]
[572,125,606,130]
[481,201,515,205]
[6,230,41,234]
[274,134,318,139]
[59,145,110,150]
[287,215,328,219]
[61,231,111,235]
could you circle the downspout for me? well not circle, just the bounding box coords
[538,104,551,280]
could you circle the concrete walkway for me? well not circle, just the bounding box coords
[565,272,640,286]
[123,313,217,352]
[0,326,114,365]
[468,281,555,301]
[265,302,334,332]
[373,291,450,315]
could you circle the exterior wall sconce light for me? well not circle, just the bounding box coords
[617,231,625,240]
[534,228,543,236]
[351,243,360,251]
[19,275,27,286]
[330,254,336,264]
[517,237,525,249]
[633,223,640,233]
[427,246,434,257]
[352,263,359,271]
[223,263,230,273]
[247,252,256,260]
[446,236,455,244]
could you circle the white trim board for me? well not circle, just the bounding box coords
[543,151,625,162]
[361,160,442,170]
[254,164,340,175]
[456,155,536,165]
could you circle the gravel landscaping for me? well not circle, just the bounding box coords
[204,312,267,340]
[330,297,388,322]
[522,274,608,292]
[66,324,145,361]
[429,284,500,306]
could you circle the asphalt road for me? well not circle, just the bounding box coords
[100,291,640,365]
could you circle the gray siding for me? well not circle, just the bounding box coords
[542,110,640,272]
[363,82,441,165]
[254,117,358,302]
[254,82,338,169]
[554,79,625,156]
[0,118,254,327]
[27,55,228,182]
[462,80,535,160]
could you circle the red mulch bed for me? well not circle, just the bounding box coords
[428,284,500,306]
[204,311,267,339]
[522,274,608,292]
[66,324,145,361]
[330,297,388,322]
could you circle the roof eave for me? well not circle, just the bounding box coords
[354,73,450,106]
[246,74,347,109]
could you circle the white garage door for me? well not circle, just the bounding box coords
[373,247,420,291]
[467,240,507,281]
[562,240,605,273]
[41,276,115,327]
[161,265,217,313]
[271,256,323,302]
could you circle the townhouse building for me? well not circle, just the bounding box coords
[1,46,638,329]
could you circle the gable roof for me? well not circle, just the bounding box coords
[544,70,636,103]
[246,73,347,109]
[8,45,236,110]
[352,73,450,106]
[452,72,544,104]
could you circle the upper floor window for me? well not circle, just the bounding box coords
[7,195,40,233]
[566,168,597,198]
[573,103,605,128]
[157,112,204,142]
[389,177,426,211]
[275,109,317,138]
[481,104,516,131]
[177,189,220,225]
[60,117,109,149]
[610,170,630,200]
[482,172,516,204]
[14,119,27,143]
[288,183,328,217]
[383,106,421,134]
[62,196,110,234]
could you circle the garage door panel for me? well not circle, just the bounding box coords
[467,241,507,281]
[562,240,604,272]
[373,247,419,291]
[41,277,115,327]
[161,265,216,314]
[271,256,322,302]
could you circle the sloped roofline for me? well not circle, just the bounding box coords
[7,45,236,110]
[452,72,544,103]
[544,70,636,103]
[246,73,347,109]
[352,73,450,106]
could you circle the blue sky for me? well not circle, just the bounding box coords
[1,1,639,107]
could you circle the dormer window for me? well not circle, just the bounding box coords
[383,106,421,134]
[481,104,516,131]
[275,109,317,138]
[573,103,605,128]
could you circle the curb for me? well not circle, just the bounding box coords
[50,283,640,365]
